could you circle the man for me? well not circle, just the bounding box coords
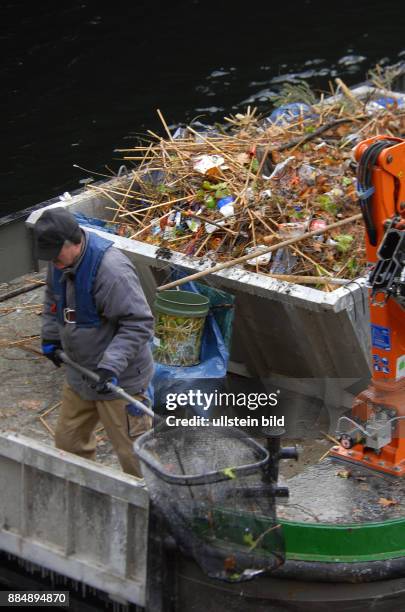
[34,206,154,478]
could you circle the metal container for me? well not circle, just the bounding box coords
[24,182,371,383]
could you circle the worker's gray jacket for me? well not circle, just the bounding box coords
[42,230,155,400]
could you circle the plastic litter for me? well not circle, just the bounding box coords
[309,218,327,241]
[266,156,296,180]
[217,195,235,217]
[278,222,308,239]
[270,248,297,274]
[59,192,73,201]
[185,218,201,232]
[244,245,272,267]
[269,102,315,126]
[194,154,225,175]
[298,163,317,185]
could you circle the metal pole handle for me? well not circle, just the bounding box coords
[58,351,155,419]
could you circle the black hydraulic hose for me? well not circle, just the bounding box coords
[357,139,398,246]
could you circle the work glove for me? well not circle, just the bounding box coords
[126,386,154,417]
[94,368,118,394]
[42,340,63,367]
[126,402,146,416]
[126,395,154,438]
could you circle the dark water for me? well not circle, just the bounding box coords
[2,0,405,217]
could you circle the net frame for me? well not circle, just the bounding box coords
[135,422,285,582]
[134,422,270,485]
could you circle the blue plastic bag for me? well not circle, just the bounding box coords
[269,102,316,126]
[73,212,118,234]
[374,96,404,109]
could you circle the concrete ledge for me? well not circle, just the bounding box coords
[0,432,148,607]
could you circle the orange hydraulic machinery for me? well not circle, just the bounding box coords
[331,136,405,475]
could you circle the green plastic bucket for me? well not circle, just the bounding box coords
[153,290,210,366]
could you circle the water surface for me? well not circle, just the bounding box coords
[1,0,405,216]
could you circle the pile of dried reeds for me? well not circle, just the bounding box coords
[85,76,405,289]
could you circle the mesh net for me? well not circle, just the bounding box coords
[135,423,285,582]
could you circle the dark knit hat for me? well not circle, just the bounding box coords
[34,207,80,260]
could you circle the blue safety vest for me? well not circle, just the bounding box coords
[52,232,113,328]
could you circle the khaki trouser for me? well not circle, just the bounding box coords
[54,383,152,478]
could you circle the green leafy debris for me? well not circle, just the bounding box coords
[334,234,354,253]
[243,533,255,547]
[222,467,237,480]
[272,81,317,107]
[317,195,339,215]
[347,257,359,277]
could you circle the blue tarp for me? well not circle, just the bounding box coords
[73,212,117,234]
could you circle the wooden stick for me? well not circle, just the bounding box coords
[0,335,39,348]
[157,109,174,142]
[278,117,364,153]
[122,156,155,160]
[73,163,118,180]
[0,303,42,313]
[236,155,255,208]
[114,172,138,222]
[87,184,136,199]
[0,282,45,303]
[318,448,332,462]
[173,206,237,236]
[157,213,362,291]
[335,78,363,107]
[115,147,154,152]
[255,141,273,178]
[24,277,46,286]
[39,416,55,436]
[166,235,193,244]
[147,129,162,141]
[194,234,211,257]
[262,274,350,285]
[129,210,172,239]
[90,187,146,228]
[104,207,145,224]
[139,142,155,171]
[118,195,194,217]
[250,210,333,277]
[321,430,341,446]
[40,401,61,418]
[161,134,187,169]
[247,209,259,273]
[167,172,194,188]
